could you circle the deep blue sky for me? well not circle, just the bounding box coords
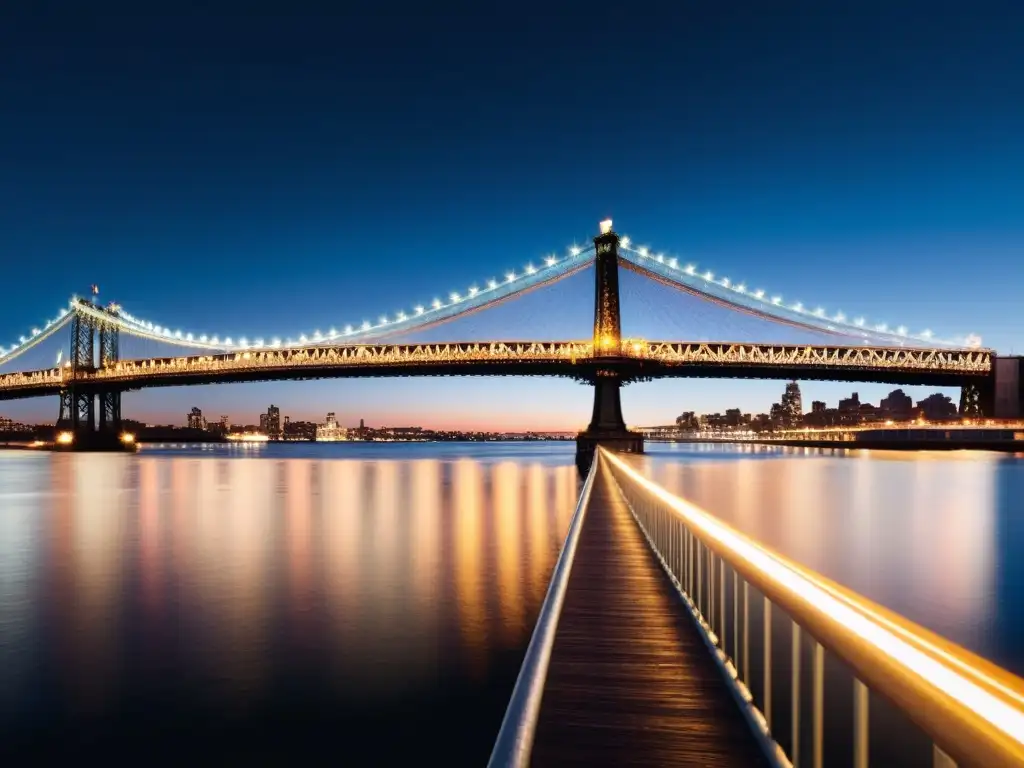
[2,1,1023,429]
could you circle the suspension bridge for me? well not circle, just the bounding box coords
[0,219,1015,468]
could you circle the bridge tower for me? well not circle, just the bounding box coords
[56,300,125,449]
[575,219,644,474]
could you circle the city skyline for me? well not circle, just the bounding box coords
[12,381,959,433]
[2,5,1023,428]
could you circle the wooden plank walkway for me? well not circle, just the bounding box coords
[529,460,770,767]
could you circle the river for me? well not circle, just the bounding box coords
[0,441,1021,762]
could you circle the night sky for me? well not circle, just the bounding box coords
[2,1,1023,429]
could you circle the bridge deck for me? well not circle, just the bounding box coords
[529,462,769,767]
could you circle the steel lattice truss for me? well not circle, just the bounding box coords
[0,339,993,399]
[639,342,992,373]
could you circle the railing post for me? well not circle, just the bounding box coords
[764,597,772,730]
[720,557,726,650]
[854,679,869,768]
[792,621,801,766]
[697,543,703,615]
[743,581,750,683]
[812,641,824,768]
[733,569,739,664]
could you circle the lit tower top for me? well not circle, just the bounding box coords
[592,218,622,354]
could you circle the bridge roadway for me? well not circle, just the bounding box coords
[525,457,769,766]
[0,339,992,400]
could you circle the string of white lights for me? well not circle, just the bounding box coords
[0,309,74,368]
[83,243,596,352]
[618,238,982,349]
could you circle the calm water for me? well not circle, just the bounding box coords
[0,441,1022,762]
[0,443,578,762]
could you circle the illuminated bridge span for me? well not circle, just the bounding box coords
[0,218,1021,461]
[0,340,992,398]
[488,449,1024,767]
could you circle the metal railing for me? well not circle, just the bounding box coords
[486,454,599,768]
[601,448,1024,768]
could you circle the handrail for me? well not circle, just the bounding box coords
[600,447,1024,768]
[486,454,599,768]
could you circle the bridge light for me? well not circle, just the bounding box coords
[272,338,283,346]
[31,328,40,335]
[432,299,442,309]
[328,328,338,338]
[379,315,389,324]
[200,335,208,342]
[813,307,825,317]
[793,302,804,312]
[854,317,865,326]
[599,218,613,234]
[569,245,582,257]
[487,279,498,290]
[921,329,933,338]
[735,283,746,293]
[655,253,664,263]
[56,431,74,446]
[396,312,407,321]
[897,326,907,335]
[834,312,846,322]
[506,272,516,282]
[312,331,322,341]
[224,338,233,346]
[684,264,695,274]
[254,339,264,347]
[18,336,26,344]
[449,292,461,303]
[637,247,649,257]
[703,271,714,280]
[467,287,478,297]
[620,236,630,248]
[186,333,194,341]
[545,255,557,267]
[343,326,353,335]
[164,329,173,337]
[362,321,372,330]
[525,264,536,275]
[720,277,730,287]
[771,296,782,304]
[667,257,677,268]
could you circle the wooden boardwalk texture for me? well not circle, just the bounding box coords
[530,462,770,767]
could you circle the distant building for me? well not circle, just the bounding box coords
[675,412,699,431]
[780,381,802,426]
[285,420,318,441]
[316,412,347,442]
[266,405,281,439]
[187,407,205,430]
[917,393,957,421]
[880,389,914,421]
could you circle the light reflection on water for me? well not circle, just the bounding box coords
[641,443,1024,675]
[2,440,1023,761]
[0,447,578,762]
